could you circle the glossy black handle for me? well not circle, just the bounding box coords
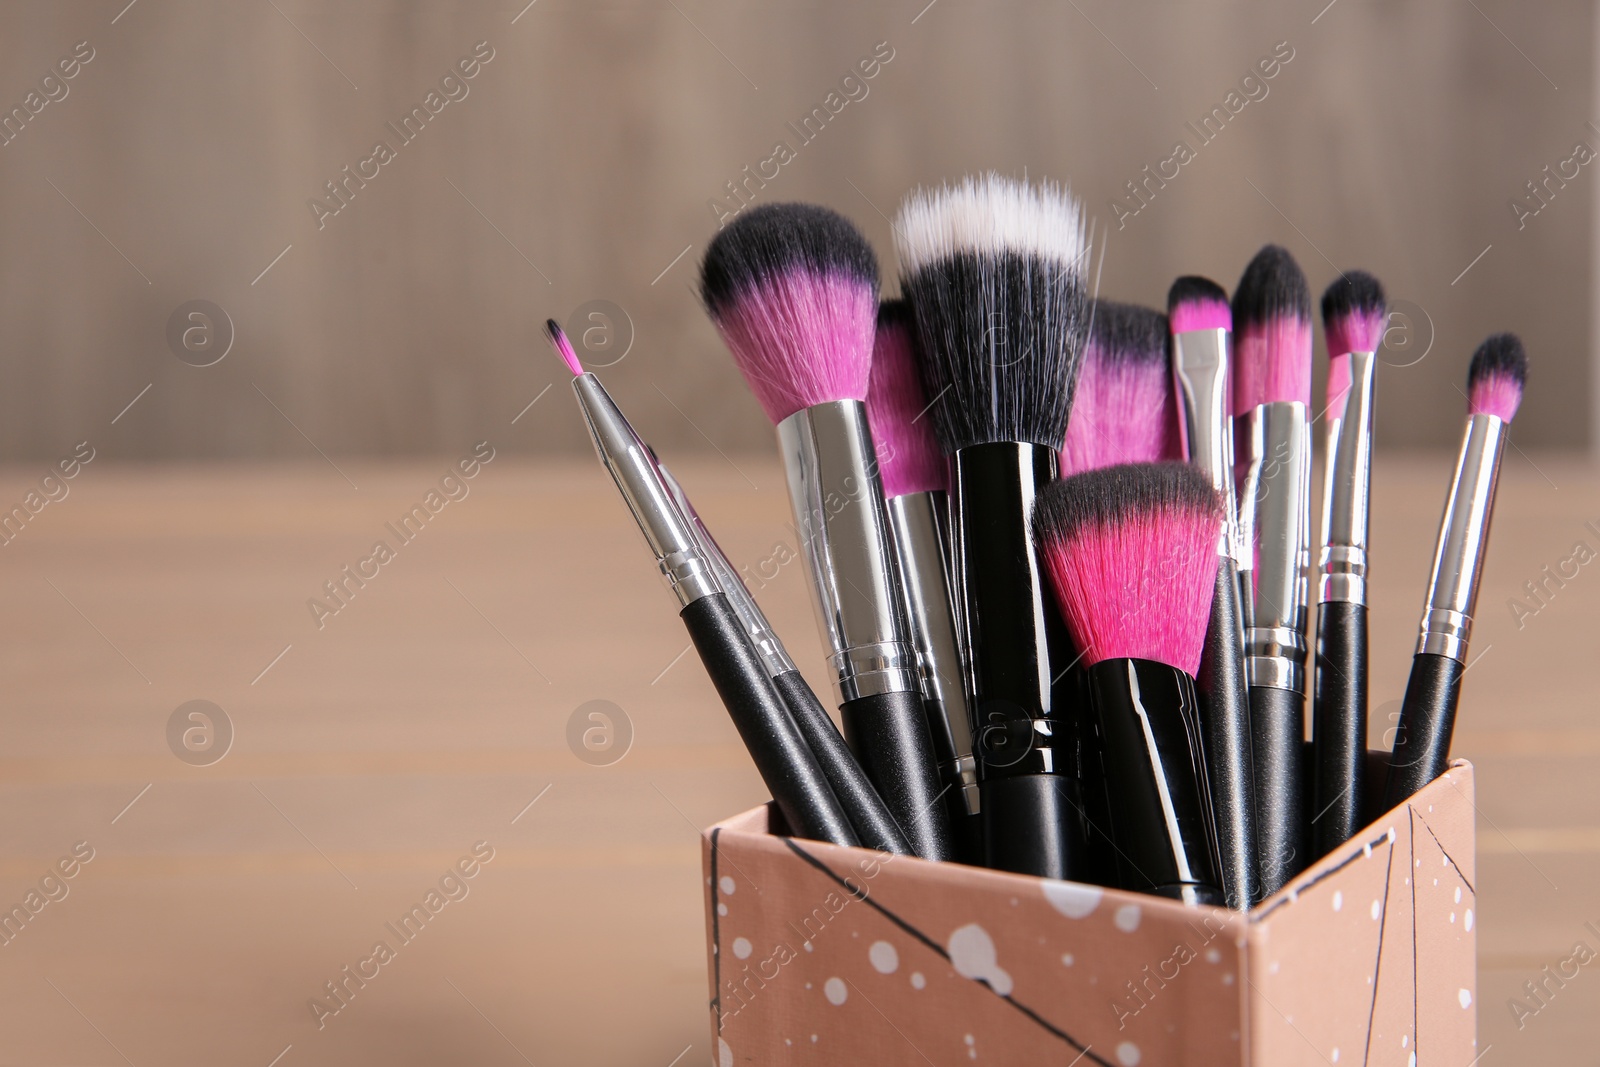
[1196,556,1258,909]
[981,773,1085,880]
[1250,684,1306,897]
[1383,652,1466,807]
[1312,599,1368,857]
[680,595,857,847]
[771,671,913,856]
[840,690,953,861]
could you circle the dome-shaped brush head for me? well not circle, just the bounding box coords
[1320,271,1387,420]
[699,203,880,423]
[1466,332,1528,421]
[1231,245,1312,414]
[1167,275,1231,334]
[1061,300,1179,475]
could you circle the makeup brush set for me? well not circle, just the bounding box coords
[552,172,1525,912]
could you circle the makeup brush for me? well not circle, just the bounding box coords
[895,173,1093,879]
[1169,275,1258,909]
[547,321,858,847]
[655,459,914,856]
[1232,245,1314,896]
[1035,462,1226,904]
[864,299,980,857]
[1060,299,1179,474]
[1312,271,1385,857]
[700,204,953,861]
[1384,334,1527,806]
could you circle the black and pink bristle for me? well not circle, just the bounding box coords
[865,300,948,499]
[1320,271,1386,421]
[1060,300,1179,476]
[1167,276,1232,334]
[1231,245,1313,414]
[1466,332,1528,421]
[1032,462,1225,676]
[546,319,584,376]
[698,203,880,424]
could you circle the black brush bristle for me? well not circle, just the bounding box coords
[1467,332,1528,391]
[1033,461,1220,544]
[893,176,1091,451]
[1088,300,1169,367]
[1166,275,1229,315]
[1319,270,1386,325]
[877,297,912,332]
[1232,245,1311,330]
[699,203,878,315]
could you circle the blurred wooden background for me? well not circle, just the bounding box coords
[0,0,1591,461]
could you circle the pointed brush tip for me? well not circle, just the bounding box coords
[545,319,585,377]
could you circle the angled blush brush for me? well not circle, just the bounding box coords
[655,459,914,856]
[1232,245,1314,896]
[1384,334,1527,806]
[1312,271,1385,857]
[547,321,858,847]
[1060,299,1180,475]
[700,205,952,861]
[895,173,1093,879]
[1168,275,1258,909]
[1035,462,1226,904]
[865,299,980,858]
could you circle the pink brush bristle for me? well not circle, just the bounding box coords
[699,203,879,424]
[865,300,947,498]
[1166,275,1232,334]
[1061,300,1180,476]
[1033,462,1224,676]
[546,319,584,377]
[1466,332,1528,420]
[1231,245,1312,414]
[1320,271,1386,420]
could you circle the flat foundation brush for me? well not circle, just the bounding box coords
[700,204,952,861]
[895,174,1093,879]
[1232,245,1314,895]
[1384,334,1527,806]
[1035,462,1226,904]
[1169,275,1258,908]
[1312,271,1385,856]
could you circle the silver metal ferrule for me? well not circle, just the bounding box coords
[1173,327,1246,568]
[572,374,720,608]
[1417,413,1508,661]
[777,399,921,703]
[888,491,980,816]
[656,461,796,677]
[1319,350,1376,606]
[1241,401,1311,692]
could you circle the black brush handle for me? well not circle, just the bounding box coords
[1312,600,1368,856]
[1195,556,1258,909]
[1383,652,1466,807]
[1089,658,1224,904]
[680,595,858,847]
[1249,684,1306,896]
[981,774,1084,880]
[771,670,914,856]
[840,690,954,861]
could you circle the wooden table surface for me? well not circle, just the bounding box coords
[0,454,1594,1065]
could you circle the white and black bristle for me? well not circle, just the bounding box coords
[892,174,1091,452]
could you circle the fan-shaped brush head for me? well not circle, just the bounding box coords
[1033,462,1224,676]
[893,173,1091,452]
[699,203,880,423]
[1467,332,1528,420]
[865,300,947,498]
[1231,245,1312,414]
[1320,271,1386,421]
[1167,276,1231,334]
[1061,300,1179,476]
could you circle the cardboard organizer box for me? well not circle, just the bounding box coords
[701,757,1476,1066]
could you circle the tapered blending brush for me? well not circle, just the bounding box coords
[1232,245,1314,896]
[699,204,953,861]
[547,321,858,847]
[1060,300,1180,474]
[1384,334,1527,806]
[1169,275,1258,909]
[1035,462,1226,904]
[655,459,914,856]
[1312,271,1386,857]
[895,174,1093,879]
[864,299,980,857]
